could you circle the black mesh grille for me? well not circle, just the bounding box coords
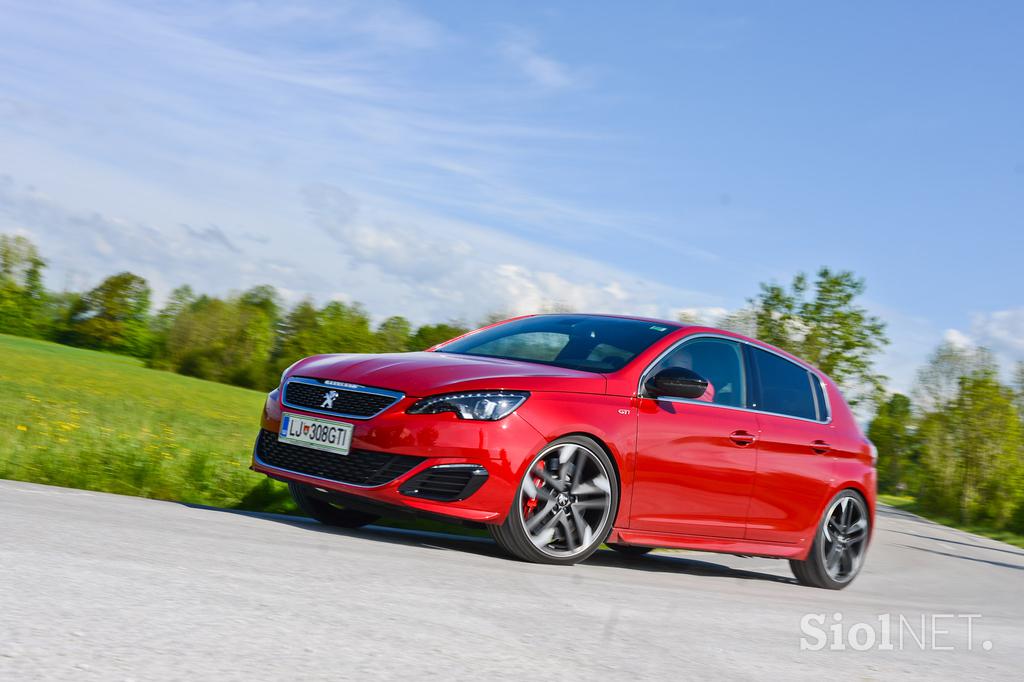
[284,379,400,418]
[256,430,424,487]
[399,465,488,501]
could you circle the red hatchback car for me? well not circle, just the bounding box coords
[252,314,875,589]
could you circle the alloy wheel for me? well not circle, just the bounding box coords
[819,494,869,583]
[517,442,613,558]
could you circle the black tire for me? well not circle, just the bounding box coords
[790,489,870,590]
[607,543,653,557]
[489,435,618,566]
[288,482,380,528]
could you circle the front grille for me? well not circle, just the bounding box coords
[256,430,424,487]
[399,465,489,501]
[283,378,401,419]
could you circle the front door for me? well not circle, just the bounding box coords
[630,337,758,538]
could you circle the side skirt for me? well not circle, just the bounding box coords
[608,527,809,560]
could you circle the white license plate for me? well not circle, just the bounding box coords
[278,413,353,456]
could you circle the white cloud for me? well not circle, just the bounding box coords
[0,1,727,331]
[969,308,1024,357]
[943,328,973,349]
[499,32,576,90]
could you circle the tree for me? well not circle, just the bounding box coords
[716,307,757,337]
[318,301,375,354]
[913,342,996,413]
[751,268,888,405]
[407,323,468,350]
[867,394,917,493]
[1014,361,1024,417]
[158,292,276,388]
[65,272,152,356]
[148,285,197,367]
[0,234,47,337]
[375,316,412,353]
[914,345,1024,528]
[272,300,322,376]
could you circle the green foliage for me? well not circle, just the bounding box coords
[407,322,468,351]
[64,272,153,357]
[751,268,889,405]
[883,342,1024,532]
[0,234,47,337]
[152,288,277,389]
[867,393,917,493]
[375,315,413,353]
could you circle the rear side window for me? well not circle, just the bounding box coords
[750,347,818,421]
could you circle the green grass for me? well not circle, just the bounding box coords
[878,493,1024,549]
[0,334,481,535]
[0,334,296,511]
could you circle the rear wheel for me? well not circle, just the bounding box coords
[489,436,617,565]
[288,482,380,528]
[790,490,869,589]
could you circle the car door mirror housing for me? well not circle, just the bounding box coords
[645,367,709,400]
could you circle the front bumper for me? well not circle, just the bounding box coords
[251,391,548,524]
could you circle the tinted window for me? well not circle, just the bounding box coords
[648,338,746,407]
[750,347,817,420]
[437,315,678,372]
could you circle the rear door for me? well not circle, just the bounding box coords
[744,346,836,544]
[631,336,759,538]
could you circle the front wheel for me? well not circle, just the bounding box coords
[790,490,870,589]
[489,436,618,566]
[288,482,380,528]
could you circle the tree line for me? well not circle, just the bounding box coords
[3,233,1022,532]
[0,235,469,390]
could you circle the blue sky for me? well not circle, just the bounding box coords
[0,1,1021,392]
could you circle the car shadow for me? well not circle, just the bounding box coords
[183,503,795,585]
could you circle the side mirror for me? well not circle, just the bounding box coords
[645,367,709,400]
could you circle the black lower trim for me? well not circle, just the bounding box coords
[398,465,489,501]
[255,429,424,487]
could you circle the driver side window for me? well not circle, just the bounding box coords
[649,338,746,408]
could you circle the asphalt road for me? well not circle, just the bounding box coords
[1,479,1022,680]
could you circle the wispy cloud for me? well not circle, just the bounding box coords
[0,0,722,325]
[499,30,577,90]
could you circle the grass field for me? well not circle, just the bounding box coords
[0,334,295,512]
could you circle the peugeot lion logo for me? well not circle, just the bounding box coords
[320,390,340,409]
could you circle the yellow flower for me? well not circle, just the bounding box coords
[17,425,28,431]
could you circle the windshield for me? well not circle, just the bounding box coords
[436,315,678,373]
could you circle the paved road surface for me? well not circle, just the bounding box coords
[1,479,1022,680]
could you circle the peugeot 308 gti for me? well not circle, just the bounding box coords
[252,314,875,589]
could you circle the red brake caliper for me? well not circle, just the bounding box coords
[523,467,544,518]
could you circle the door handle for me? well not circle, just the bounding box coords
[811,440,832,454]
[729,430,757,447]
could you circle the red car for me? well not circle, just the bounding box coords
[252,314,875,589]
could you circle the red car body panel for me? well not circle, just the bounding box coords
[252,318,876,561]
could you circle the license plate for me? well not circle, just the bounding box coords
[278,413,353,456]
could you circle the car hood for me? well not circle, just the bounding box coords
[287,352,607,397]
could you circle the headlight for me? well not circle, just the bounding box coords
[407,391,529,420]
